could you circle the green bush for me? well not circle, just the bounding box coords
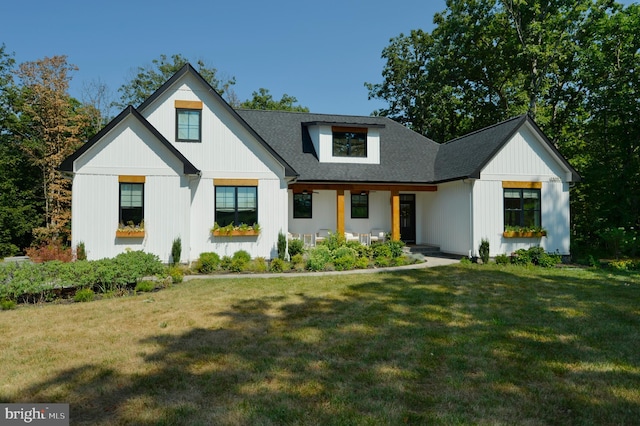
[171,237,182,266]
[323,232,345,251]
[220,255,233,271]
[135,280,156,293]
[269,257,286,272]
[511,247,561,268]
[374,256,391,267]
[1,299,17,310]
[195,252,220,273]
[288,238,305,258]
[479,238,490,264]
[385,240,405,258]
[307,245,332,271]
[76,242,87,261]
[167,266,184,283]
[232,250,251,264]
[74,288,95,303]
[247,257,268,273]
[277,232,287,260]
[495,254,510,265]
[372,243,392,259]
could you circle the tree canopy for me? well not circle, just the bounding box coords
[115,54,236,109]
[367,0,640,255]
[239,88,309,112]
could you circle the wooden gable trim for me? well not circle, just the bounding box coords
[119,175,146,183]
[214,178,259,187]
[175,100,203,110]
[502,181,542,189]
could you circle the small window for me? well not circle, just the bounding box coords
[293,193,312,218]
[351,193,369,218]
[504,188,541,229]
[120,182,144,226]
[176,109,201,142]
[333,127,367,157]
[215,186,258,227]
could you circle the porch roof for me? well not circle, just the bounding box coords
[237,110,440,184]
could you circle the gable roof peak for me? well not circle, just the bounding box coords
[444,114,527,145]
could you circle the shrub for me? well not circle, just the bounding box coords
[166,266,184,283]
[76,242,87,261]
[220,255,233,270]
[386,240,406,258]
[511,247,561,268]
[277,232,287,260]
[372,243,392,259]
[288,238,305,258]
[171,237,182,266]
[374,256,391,267]
[269,257,286,273]
[135,280,156,293]
[74,288,95,303]
[247,257,268,273]
[195,252,220,273]
[355,257,371,269]
[233,250,251,264]
[25,241,73,263]
[307,245,332,271]
[479,238,490,264]
[460,256,472,265]
[495,254,510,265]
[1,299,17,310]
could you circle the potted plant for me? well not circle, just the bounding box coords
[503,226,547,238]
[116,220,145,238]
[211,222,260,237]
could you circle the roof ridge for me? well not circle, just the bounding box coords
[443,114,527,145]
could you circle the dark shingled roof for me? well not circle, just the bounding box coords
[435,114,581,183]
[237,110,440,183]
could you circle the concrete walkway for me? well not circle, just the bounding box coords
[183,255,460,281]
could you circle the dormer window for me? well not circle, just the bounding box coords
[332,127,367,157]
[175,100,203,142]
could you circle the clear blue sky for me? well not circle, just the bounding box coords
[2,0,636,117]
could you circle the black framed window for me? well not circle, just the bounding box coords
[176,108,201,141]
[504,188,541,228]
[120,182,144,226]
[351,193,369,218]
[332,128,367,157]
[215,186,258,227]
[293,193,312,218]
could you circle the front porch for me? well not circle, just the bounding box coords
[288,183,437,244]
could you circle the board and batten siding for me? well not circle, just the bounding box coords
[422,180,472,256]
[473,124,572,256]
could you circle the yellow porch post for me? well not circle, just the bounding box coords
[337,189,345,236]
[391,190,400,241]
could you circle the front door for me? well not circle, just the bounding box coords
[400,194,416,244]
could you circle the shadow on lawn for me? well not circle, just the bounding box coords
[19,266,640,425]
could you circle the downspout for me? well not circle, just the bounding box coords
[469,180,474,259]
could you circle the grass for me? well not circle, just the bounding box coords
[1,263,639,425]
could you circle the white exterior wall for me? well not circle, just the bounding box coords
[473,124,573,256]
[71,117,191,263]
[422,181,472,256]
[307,125,381,164]
[71,73,289,262]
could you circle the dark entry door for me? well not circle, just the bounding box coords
[400,194,416,244]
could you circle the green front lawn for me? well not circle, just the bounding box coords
[1,264,638,425]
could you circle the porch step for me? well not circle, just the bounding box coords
[403,244,442,257]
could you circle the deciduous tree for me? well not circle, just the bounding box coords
[240,88,309,112]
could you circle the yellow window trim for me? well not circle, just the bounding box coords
[175,100,203,110]
[119,175,146,183]
[502,181,541,189]
[214,179,259,187]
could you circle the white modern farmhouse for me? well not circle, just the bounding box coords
[61,64,581,263]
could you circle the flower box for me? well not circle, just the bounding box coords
[116,230,145,238]
[503,231,546,238]
[212,229,260,237]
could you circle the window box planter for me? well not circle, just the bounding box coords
[212,229,260,237]
[116,230,145,238]
[503,231,546,238]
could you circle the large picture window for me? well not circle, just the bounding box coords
[215,186,258,227]
[293,193,312,218]
[332,127,367,157]
[504,188,541,229]
[120,182,144,226]
[351,193,369,218]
